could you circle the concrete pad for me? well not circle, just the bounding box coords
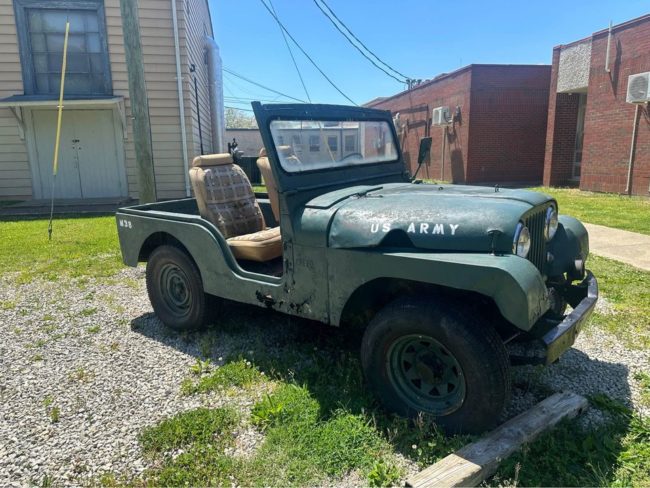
[584,223,650,271]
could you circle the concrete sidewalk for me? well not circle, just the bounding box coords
[584,223,650,271]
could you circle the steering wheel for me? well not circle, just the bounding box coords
[341,152,363,161]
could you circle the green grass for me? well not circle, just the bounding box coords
[140,407,238,455]
[142,384,403,487]
[0,216,123,283]
[181,358,264,394]
[586,255,650,349]
[634,372,650,408]
[531,187,650,235]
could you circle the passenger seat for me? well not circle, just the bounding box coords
[256,148,280,223]
[189,153,281,262]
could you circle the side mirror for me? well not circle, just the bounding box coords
[413,137,432,179]
[417,137,432,167]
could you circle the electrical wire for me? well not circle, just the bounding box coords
[312,0,405,83]
[225,96,287,104]
[258,0,357,105]
[313,0,409,82]
[268,0,312,102]
[225,105,255,112]
[223,67,307,103]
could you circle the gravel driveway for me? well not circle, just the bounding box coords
[1,268,648,486]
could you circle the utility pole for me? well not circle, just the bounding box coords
[120,0,156,203]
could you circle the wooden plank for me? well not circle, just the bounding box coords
[407,392,589,488]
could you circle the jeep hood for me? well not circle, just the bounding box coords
[311,183,553,253]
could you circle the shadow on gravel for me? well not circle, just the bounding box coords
[130,303,639,485]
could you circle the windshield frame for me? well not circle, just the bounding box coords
[265,116,401,176]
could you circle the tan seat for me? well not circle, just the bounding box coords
[256,148,280,222]
[189,153,282,262]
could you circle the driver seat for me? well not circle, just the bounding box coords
[189,153,282,262]
[256,148,280,222]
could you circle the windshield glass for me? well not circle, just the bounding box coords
[269,119,398,173]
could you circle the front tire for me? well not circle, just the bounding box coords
[146,245,213,331]
[361,295,511,434]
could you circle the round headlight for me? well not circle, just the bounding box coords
[513,223,531,258]
[545,206,559,241]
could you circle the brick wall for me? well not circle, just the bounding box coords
[368,65,551,184]
[545,15,650,195]
[468,65,551,184]
[580,16,650,195]
[368,67,472,182]
[543,46,581,187]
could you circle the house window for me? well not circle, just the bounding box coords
[327,136,338,152]
[277,135,284,145]
[309,135,320,152]
[344,134,356,152]
[14,0,112,96]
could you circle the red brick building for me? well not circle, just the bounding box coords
[366,64,551,185]
[544,14,650,195]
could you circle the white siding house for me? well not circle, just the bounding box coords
[0,0,224,201]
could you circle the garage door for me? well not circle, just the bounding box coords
[31,109,126,199]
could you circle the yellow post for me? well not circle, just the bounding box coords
[52,21,70,175]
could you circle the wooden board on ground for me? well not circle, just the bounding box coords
[407,391,589,488]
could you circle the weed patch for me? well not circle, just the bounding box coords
[182,358,264,394]
[140,407,238,455]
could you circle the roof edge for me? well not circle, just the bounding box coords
[552,13,650,50]
[365,63,549,107]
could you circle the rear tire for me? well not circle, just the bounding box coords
[361,295,511,434]
[146,245,216,331]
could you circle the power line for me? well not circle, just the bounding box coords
[224,73,277,100]
[258,0,357,105]
[313,0,410,82]
[225,96,285,104]
[268,0,312,102]
[312,0,405,84]
[223,67,308,103]
[225,105,255,113]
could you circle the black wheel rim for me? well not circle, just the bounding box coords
[159,263,192,318]
[387,334,466,416]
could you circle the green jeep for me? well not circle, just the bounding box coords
[116,102,597,434]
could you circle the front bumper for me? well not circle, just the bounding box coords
[542,271,598,364]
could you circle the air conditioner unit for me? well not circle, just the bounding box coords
[432,106,451,126]
[626,72,650,104]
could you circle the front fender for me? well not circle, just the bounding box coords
[547,216,589,278]
[329,250,550,331]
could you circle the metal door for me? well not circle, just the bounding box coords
[74,110,124,198]
[33,109,82,199]
[31,108,125,199]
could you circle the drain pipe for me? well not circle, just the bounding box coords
[205,36,225,153]
[625,104,640,195]
[171,0,191,197]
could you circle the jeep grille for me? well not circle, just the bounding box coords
[524,207,548,274]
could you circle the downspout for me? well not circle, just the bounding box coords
[625,104,640,195]
[171,0,191,197]
[605,21,612,73]
[205,36,225,153]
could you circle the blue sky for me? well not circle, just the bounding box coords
[211,0,648,108]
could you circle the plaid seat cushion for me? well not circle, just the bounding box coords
[190,163,265,239]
